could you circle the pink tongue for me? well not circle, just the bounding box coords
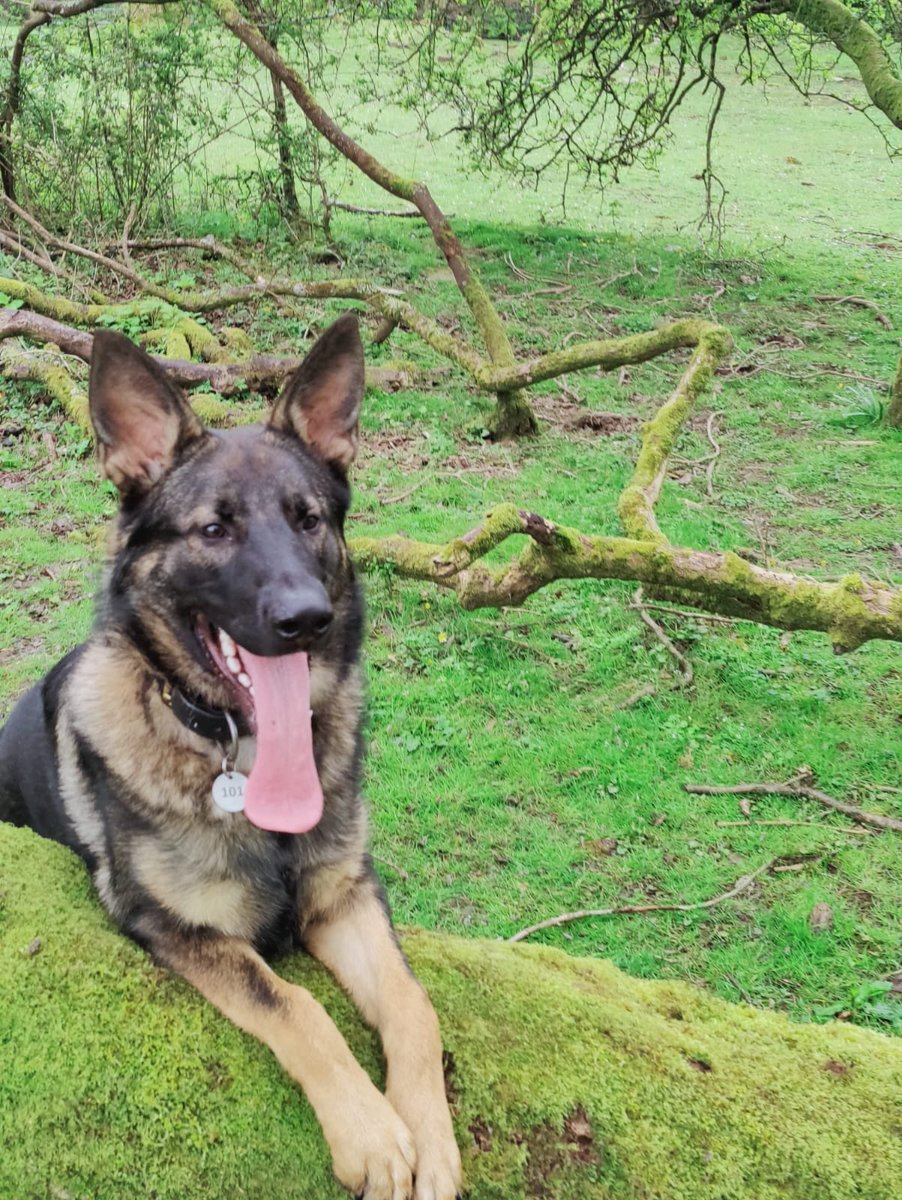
[238,647,324,834]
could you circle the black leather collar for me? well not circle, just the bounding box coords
[162,682,250,742]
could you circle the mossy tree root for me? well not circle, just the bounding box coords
[348,504,902,651]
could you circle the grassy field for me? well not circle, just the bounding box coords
[1,31,900,1033]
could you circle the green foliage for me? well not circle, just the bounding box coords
[8,7,228,227]
[828,383,886,428]
[815,980,902,1031]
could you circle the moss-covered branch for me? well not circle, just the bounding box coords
[348,504,901,651]
[774,0,902,129]
[614,324,732,542]
[4,823,902,1200]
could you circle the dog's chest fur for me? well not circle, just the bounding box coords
[52,638,368,952]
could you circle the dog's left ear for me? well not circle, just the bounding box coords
[269,312,364,471]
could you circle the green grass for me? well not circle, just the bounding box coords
[1,30,900,1036]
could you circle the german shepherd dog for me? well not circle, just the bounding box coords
[0,315,461,1200]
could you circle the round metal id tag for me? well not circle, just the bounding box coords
[212,769,248,814]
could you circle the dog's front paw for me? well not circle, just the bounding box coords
[411,1134,462,1200]
[324,1086,417,1200]
[387,1086,461,1200]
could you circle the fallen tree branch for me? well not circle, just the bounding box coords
[617,324,732,543]
[508,858,775,943]
[686,779,902,834]
[0,314,417,405]
[716,820,870,835]
[348,503,902,650]
[0,342,88,427]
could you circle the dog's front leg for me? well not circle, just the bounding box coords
[144,921,417,1200]
[304,878,462,1200]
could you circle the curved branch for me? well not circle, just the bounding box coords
[0,309,420,399]
[199,0,536,433]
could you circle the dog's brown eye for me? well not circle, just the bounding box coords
[301,513,319,532]
[202,522,227,540]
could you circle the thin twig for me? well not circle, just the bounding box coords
[716,820,870,836]
[704,410,723,499]
[378,481,425,505]
[326,198,438,219]
[508,858,775,943]
[631,587,694,687]
[814,294,893,329]
[632,602,733,624]
[686,779,902,834]
[617,683,658,709]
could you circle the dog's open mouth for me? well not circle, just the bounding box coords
[196,616,325,835]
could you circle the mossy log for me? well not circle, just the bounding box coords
[2,824,901,1200]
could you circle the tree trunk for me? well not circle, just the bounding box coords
[886,351,902,427]
[0,11,51,201]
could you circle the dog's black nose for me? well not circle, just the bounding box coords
[273,602,333,642]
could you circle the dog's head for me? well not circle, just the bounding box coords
[88,315,365,832]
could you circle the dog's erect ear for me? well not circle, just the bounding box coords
[89,330,205,496]
[269,312,364,471]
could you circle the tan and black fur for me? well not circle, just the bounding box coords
[0,315,461,1200]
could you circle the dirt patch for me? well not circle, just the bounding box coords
[359,430,431,470]
[572,411,639,435]
[441,452,520,479]
[823,1060,851,1077]
[469,1119,492,1152]
[519,1106,602,1197]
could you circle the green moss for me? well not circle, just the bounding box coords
[2,824,901,1200]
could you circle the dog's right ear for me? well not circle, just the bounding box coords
[89,330,205,497]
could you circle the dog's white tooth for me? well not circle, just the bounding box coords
[219,630,237,657]
[248,685,255,697]
[238,672,251,688]
[226,656,240,674]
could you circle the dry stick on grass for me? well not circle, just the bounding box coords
[686,781,902,834]
[814,294,893,330]
[630,586,694,688]
[633,602,733,624]
[716,820,871,836]
[704,410,723,499]
[326,198,432,219]
[508,858,776,943]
